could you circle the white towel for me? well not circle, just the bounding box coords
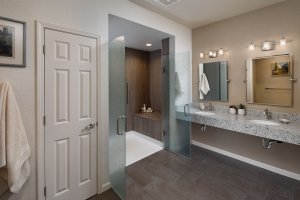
[0,81,31,193]
[199,64,203,99]
[200,73,210,95]
[175,72,183,95]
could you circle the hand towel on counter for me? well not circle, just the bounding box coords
[200,73,210,95]
[0,81,31,193]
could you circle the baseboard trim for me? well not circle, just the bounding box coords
[102,182,111,192]
[192,140,300,181]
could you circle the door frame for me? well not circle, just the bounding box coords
[36,21,102,200]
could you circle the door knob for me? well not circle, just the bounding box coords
[83,122,96,132]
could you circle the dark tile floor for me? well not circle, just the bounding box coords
[92,145,300,200]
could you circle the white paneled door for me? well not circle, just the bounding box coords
[44,29,97,200]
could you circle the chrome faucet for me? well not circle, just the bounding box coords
[208,102,214,111]
[263,109,272,119]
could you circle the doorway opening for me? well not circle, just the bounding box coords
[36,22,101,200]
[109,15,171,166]
[108,15,192,200]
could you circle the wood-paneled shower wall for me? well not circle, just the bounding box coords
[125,48,162,139]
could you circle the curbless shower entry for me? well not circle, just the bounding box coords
[108,16,191,200]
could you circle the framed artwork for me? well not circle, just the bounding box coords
[0,16,26,67]
[271,62,289,77]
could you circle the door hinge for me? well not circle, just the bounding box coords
[43,45,46,55]
[43,116,46,126]
[44,186,46,196]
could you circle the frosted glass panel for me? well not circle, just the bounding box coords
[109,36,126,199]
[162,38,191,158]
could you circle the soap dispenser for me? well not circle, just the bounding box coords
[141,104,146,113]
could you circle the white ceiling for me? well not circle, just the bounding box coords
[109,15,171,51]
[129,0,286,28]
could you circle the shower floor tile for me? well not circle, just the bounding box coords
[126,131,163,166]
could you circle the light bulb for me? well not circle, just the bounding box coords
[200,52,204,58]
[280,37,286,46]
[213,51,217,57]
[262,41,272,51]
[218,48,224,55]
[209,50,213,56]
[146,43,152,47]
[249,43,255,50]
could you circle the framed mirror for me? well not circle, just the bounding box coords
[246,54,294,107]
[199,61,228,101]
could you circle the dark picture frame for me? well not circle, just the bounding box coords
[0,16,26,67]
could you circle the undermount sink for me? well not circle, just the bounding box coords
[194,111,216,116]
[249,119,280,126]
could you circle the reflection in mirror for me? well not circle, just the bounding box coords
[199,61,228,101]
[246,54,293,107]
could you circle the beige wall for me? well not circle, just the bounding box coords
[192,0,300,176]
[0,0,191,199]
[192,0,300,113]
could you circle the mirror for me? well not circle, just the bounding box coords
[199,61,228,101]
[246,54,293,107]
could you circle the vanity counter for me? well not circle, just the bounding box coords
[190,108,300,145]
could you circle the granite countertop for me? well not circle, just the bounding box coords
[189,107,300,145]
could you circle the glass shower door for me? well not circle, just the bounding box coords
[109,35,126,199]
[162,39,192,158]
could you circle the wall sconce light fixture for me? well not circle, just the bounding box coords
[200,48,224,58]
[248,37,287,51]
[262,41,274,51]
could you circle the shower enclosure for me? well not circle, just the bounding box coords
[109,36,191,199]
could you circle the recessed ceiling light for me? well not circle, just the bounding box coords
[146,43,152,47]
